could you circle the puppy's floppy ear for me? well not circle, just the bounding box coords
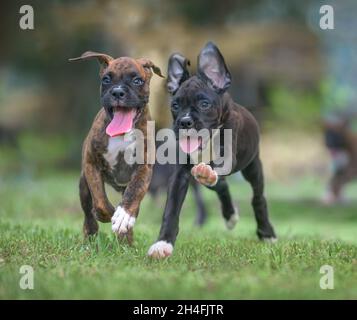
[137,58,164,78]
[167,53,190,95]
[69,51,113,73]
[197,42,231,93]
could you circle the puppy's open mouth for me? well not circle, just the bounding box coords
[178,127,222,154]
[106,106,140,137]
[179,136,203,154]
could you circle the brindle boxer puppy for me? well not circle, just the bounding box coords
[148,42,276,258]
[69,51,163,243]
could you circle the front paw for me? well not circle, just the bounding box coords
[191,162,218,187]
[147,241,173,258]
[111,206,136,235]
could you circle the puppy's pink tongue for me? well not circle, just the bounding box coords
[106,108,136,137]
[179,136,201,154]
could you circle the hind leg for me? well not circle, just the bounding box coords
[325,167,354,204]
[79,174,98,238]
[241,155,276,241]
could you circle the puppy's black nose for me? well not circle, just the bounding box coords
[179,116,194,129]
[112,86,126,99]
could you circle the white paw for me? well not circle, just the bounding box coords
[147,241,173,258]
[225,208,239,230]
[262,237,278,244]
[111,206,135,235]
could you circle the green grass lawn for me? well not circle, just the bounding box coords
[0,172,356,299]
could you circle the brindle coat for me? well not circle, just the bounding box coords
[70,52,163,242]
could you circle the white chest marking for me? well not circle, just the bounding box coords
[104,134,135,170]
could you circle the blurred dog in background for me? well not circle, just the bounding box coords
[322,110,357,205]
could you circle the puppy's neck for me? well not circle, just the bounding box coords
[220,92,235,122]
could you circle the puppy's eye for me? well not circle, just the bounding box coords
[171,101,179,112]
[133,77,144,86]
[199,100,211,110]
[102,75,111,85]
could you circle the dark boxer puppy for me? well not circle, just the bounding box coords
[148,42,276,258]
[322,115,357,204]
[69,51,163,243]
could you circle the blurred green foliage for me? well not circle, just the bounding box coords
[0,133,72,177]
[266,86,321,130]
[320,77,355,113]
